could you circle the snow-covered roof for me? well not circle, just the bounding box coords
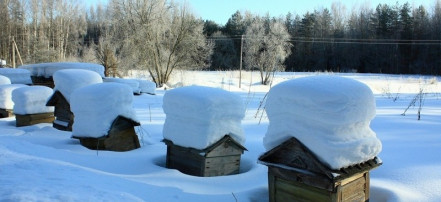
[0,68,32,84]
[0,84,27,109]
[162,86,245,150]
[103,77,141,94]
[12,86,54,115]
[71,82,139,138]
[19,62,105,78]
[0,75,11,85]
[263,75,382,170]
[53,69,103,103]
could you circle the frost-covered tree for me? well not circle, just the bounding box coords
[109,0,212,87]
[244,16,291,85]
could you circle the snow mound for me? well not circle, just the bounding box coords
[53,69,103,103]
[0,84,27,109]
[71,82,139,138]
[12,86,54,115]
[136,79,156,94]
[0,75,11,85]
[19,62,105,78]
[0,68,32,84]
[263,75,382,169]
[163,86,245,149]
[103,77,141,94]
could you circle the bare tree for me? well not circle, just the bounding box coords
[244,16,291,85]
[109,0,212,87]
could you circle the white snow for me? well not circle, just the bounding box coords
[0,84,27,109]
[12,86,54,115]
[71,82,138,138]
[136,79,156,94]
[103,77,141,94]
[19,62,105,78]
[263,75,382,169]
[0,75,11,85]
[1,71,441,201]
[162,85,245,149]
[0,68,32,84]
[53,69,103,102]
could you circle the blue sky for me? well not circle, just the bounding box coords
[86,0,432,25]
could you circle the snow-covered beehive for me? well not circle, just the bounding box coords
[0,84,27,118]
[258,75,382,202]
[71,82,140,151]
[46,69,103,131]
[12,86,55,126]
[19,62,105,88]
[162,86,247,176]
[103,77,141,95]
[0,68,32,85]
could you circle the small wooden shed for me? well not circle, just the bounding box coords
[73,116,141,152]
[46,91,73,131]
[258,137,381,202]
[164,134,247,177]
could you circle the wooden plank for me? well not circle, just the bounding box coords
[341,176,366,202]
[205,140,244,157]
[204,156,240,176]
[0,108,13,118]
[16,113,55,127]
[274,175,331,202]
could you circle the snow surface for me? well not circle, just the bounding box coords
[53,69,103,102]
[71,83,138,138]
[136,79,156,94]
[1,71,441,201]
[0,84,27,109]
[0,68,32,84]
[264,75,382,169]
[104,77,141,94]
[19,62,105,78]
[12,86,54,115]
[163,85,245,149]
[0,75,11,85]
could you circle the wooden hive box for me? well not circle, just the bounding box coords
[16,112,55,127]
[46,91,73,131]
[0,108,13,118]
[73,116,141,152]
[31,76,54,88]
[164,135,247,177]
[258,137,382,202]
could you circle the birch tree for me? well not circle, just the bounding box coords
[244,16,291,85]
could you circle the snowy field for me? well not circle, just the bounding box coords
[1,71,441,202]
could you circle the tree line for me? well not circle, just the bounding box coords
[0,0,440,86]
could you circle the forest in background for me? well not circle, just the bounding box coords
[0,0,440,79]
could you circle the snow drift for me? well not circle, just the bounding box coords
[263,75,382,169]
[71,82,138,138]
[162,86,245,149]
[12,86,54,115]
[0,75,11,85]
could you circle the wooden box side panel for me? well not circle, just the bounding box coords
[0,108,13,118]
[269,171,331,202]
[16,113,55,127]
[205,142,244,157]
[203,155,241,177]
[340,172,369,202]
[166,145,204,176]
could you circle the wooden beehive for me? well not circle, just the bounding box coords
[258,137,381,202]
[16,112,55,127]
[73,116,141,152]
[0,108,13,118]
[164,135,247,177]
[31,76,54,88]
[46,91,73,131]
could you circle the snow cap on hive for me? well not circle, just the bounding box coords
[71,82,139,138]
[0,68,32,84]
[163,85,245,150]
[12,86,54,115]
[0,75,11,85]
[263,75,382,169]
[0,84,27,109]
[19,62,105,78]
[53,69,103,103]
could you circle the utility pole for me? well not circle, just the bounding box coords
[239,35,243,88]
